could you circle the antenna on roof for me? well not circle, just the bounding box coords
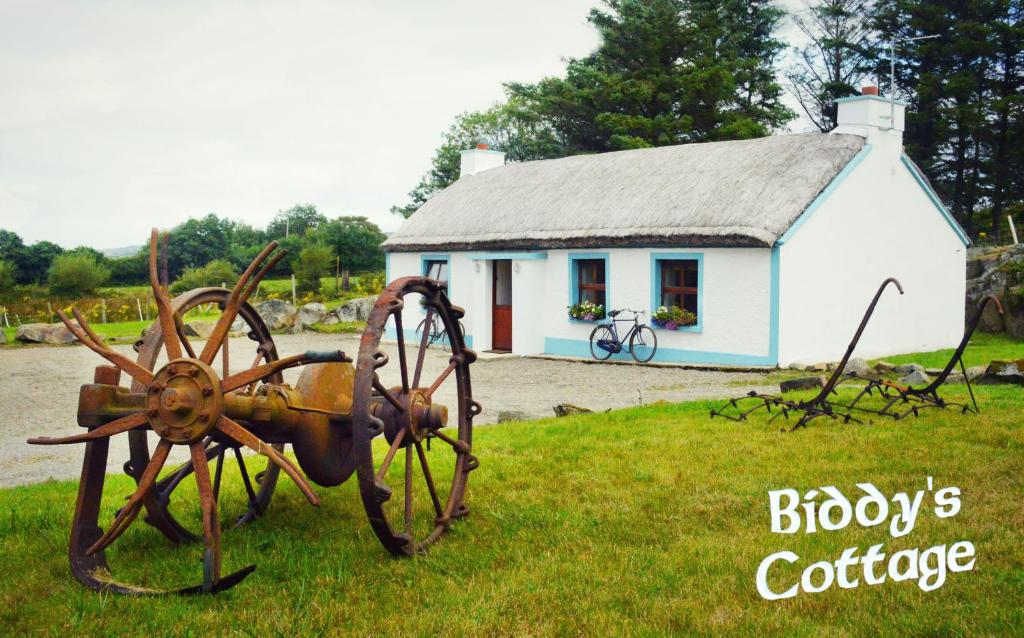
[885,34,940,128]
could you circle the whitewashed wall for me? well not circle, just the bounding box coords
[777,131,967,365]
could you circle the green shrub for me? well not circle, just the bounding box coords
[0,259,15,293]
[170,259,239,294]
[295,244,333,294]
[48,253,111,297]
[353,271,385,296]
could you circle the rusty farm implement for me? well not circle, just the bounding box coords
[28,230,480,595]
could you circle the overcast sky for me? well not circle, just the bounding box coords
[1,0,809,250]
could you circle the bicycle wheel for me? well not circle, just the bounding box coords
[415,317,430,347]
[589,324,615,361]
[629,325,658,363]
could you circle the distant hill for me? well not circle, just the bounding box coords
[100,245,143,258]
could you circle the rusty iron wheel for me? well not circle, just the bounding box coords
[352,277,479,557]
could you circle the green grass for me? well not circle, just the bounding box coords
[872,331,1024,369]
[0,380,1021,636]
[2,309,221,347]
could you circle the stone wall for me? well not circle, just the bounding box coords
[966,245,1024,337]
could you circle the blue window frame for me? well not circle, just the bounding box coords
[420,254,450,289]
[568,252,610,312]
[650,253,703,332]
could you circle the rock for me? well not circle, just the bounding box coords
[874,360,896,373]
[230,317,249,335]
[966,365,988,381]
[0,330,6,345]
[780,376,824,393]
[976,360,1024,385]
[335,296,375,323]
[893,363,924,376]
[845,358,870,377]
[809,362,828,372]
[319,313,339,325]
[945,373,966,385]
[497,410,530,423]
[924,367,946,377]
[898,370,931,386]
[15,322,78,345]
[787,362,806,371]
[553,403,593,417]
[253,300,297,332]
[298,302,327,327]
[183,320,216,339]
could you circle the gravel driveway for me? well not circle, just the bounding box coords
[0,333,772,486]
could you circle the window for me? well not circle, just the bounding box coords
[659,259,699,314]
[575,258,606,307]
[423,258,449,288]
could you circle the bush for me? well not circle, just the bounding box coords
[353,271,385,296]
[170,259,239,294]
[0,259,15,293]
[48,253,111,297]
[295,244,333,294]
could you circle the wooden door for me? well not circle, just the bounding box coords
[492,260,512,351]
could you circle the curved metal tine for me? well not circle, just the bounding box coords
[155,440,224,494]
[216,416,320,506]
[55,310,154,385]
[412,307,435,389]
[87,439,173,555]
[212,446,226,502]
[199,241,279,365]
[241,249,287,301]
[222,353,308,392]
[375,427,408,482]
[393,310,410,393]
[190,441,222,589]
[404,445,414,536]
[28,411,147,445]
[172,311,197,359]
[149,230,183,361]
[414,441,443,518]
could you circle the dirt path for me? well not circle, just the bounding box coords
[0,334,772,486]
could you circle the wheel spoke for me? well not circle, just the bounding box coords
[191,441,222,587]
[374,427,407,482]
[55,310,154,385]
[430,429,470,455]
[404,444,413,536]
[412,307,434,388]
[212,446,226,502]
[149,229,183,361]
[87,439,172,555]
[222,329,230,379]
[393,310,410,393]
[216,416,319,506]
[415,441,443,518]
[28,411,148,445]
[426,362,456,398]
[372,376,405,412]
[234,447,260,511]
[221,353,308,392]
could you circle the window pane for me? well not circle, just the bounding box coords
[578,259,604,285]
[683,265,698,288]
[683,293,697,314]
[582,288,606,307]
[425,260,448,283]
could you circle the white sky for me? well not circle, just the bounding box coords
[1,0,811,250]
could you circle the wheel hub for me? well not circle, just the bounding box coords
[146,359,224,444]
[408,391,448,441]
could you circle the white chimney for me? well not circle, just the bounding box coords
[833,86,905,149]
[459,142,505,178]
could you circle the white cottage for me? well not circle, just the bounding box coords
[383,89,969,367]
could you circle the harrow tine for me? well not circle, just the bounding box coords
[149,230,183,361]
[190,441,222,589]
[55,310,154,385]
[216,416,320,506]
[28,411,147,445]
[87,439,172,556]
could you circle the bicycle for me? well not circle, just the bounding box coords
[588,309,658,363]
[415,312,466,348]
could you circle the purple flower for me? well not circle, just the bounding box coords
[664,321,678,330]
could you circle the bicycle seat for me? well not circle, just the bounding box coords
[609,310,621,318]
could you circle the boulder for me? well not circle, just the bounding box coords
[553,403,593,417]
[975,360,1024,385]
[15,322,78,345]
[298,303,328,327]
[183,320,216,339]
[845,358,870,377]
[924,367,947,377]
[808,362,828,372]
[319,313,339,325]
[787,362,806,371]
[898,370,930,387]
[966,365,988,381]
[335,296,375,323]
[497,410,531,423]
[945,372,966,385]
[893,363,924,376]
[253,300,298,332]
[874,360,896,373]
[780,376,824,393]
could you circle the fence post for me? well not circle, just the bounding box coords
[291,274,297,307]
[101,299,107,324]
[342,269,350,293]
[47,301,53,323]
[1,307,8,328]
[136,298,144,322]
[1009,215,1019,245]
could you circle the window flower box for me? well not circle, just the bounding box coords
[651,305,696,330]
[567,300,605,322]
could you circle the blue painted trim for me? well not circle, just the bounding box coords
[543,337,775,367]
[420,253,451,314]
[469,252,547,261]
[649,253,703,333]
[835,94,907,106]
[900,155,971,247]
[769,245,780,364]
[568,252,610,317]
[777,144,873,246]
[385,253,391,284]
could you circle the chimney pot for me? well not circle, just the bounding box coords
[861,85,879,96]
[476,142,489,150]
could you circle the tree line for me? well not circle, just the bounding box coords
[0,204,387,298]
[394,0,1023,242]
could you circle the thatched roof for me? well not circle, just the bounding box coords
[384,133,866,252]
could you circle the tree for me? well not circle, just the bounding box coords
[0,259,15,292]
[507,0,793,152]
[322,216,387,271]
[294,243,333,294]
[391,99,564,217]
[48,253,111,297]
[787,0,879,131]
[170,259,239,294]
[166,214,233,278]
[267,204,327,238]
[18,241,65,285]
[108,249,149,286]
